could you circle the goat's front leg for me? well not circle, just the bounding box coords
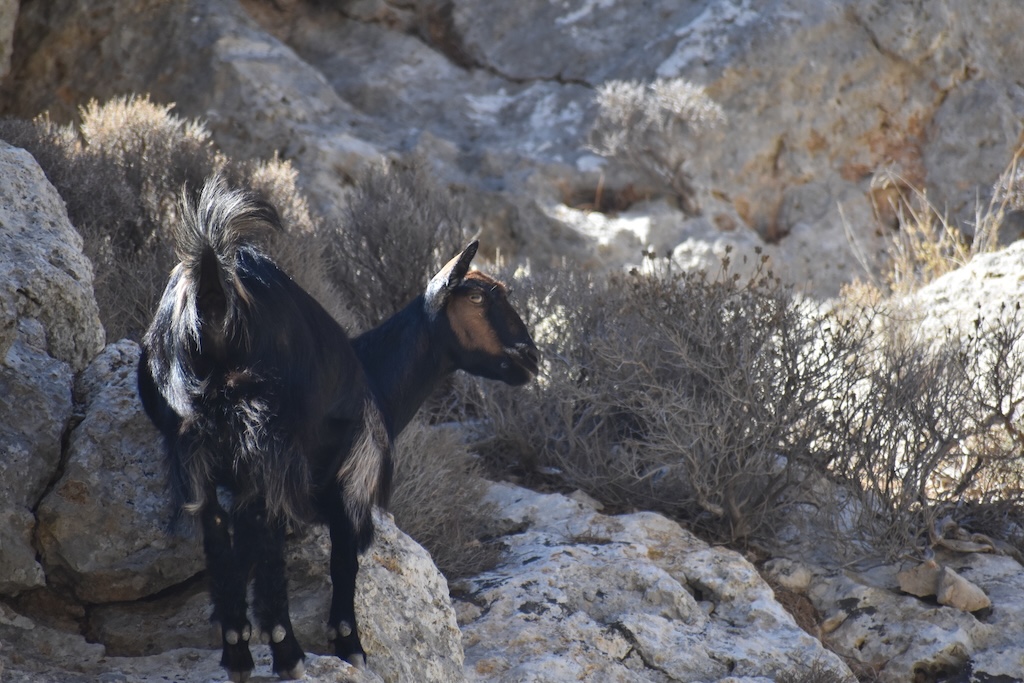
[234,505,305,679]
[327,510,367,668]
[201,496,254,682]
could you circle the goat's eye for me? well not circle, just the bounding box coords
[468,292,484,304]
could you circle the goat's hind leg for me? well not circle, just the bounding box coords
[235,505,306,679]
[201,496,255,682]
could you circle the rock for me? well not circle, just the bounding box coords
[0,141,104,596]
[9,1,1024,297]
[763,558,814,593]
[2,601,383,683]
[897,559,943,598]
[35,341,204,603]
[458,482,854,682]
[936,566,991,613]
[86,510,465,683]
[0,321,73,596]
[0,0,15,80]
[286,512,466,683]
[0,141,104,371]
[807,549,1024,682]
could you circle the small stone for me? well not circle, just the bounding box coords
[937,567,991,613]
[897,560,942,598]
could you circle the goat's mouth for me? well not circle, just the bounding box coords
[502,344,539,384]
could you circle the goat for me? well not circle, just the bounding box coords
[138,176,537,681]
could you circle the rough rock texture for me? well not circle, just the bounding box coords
[0,321,70,595]
[35,341,204,603]
[800,549,1024,682]
[1,601,382,683]
[909,239,1024,340]
[0,0,14,80]
[457,483,854,682]
[0,142,103,597]
[0,141,104,371]
[18,506,462,682]
[6,0,1024,296]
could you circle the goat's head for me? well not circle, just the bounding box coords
[425,241,539,385]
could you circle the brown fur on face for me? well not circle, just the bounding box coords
[444,272,538,385]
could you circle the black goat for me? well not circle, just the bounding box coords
[138,176,537,681]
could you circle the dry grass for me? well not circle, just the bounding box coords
[388,420,501,578]
[861,150,1024,296]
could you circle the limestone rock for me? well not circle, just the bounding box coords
[459,482,854,682]
[807,550,1024,682]
[1,602,383,683]
[897,559,943,598]
[35,341,203,603]
[937,566,991,613]
[0,321,73,596]
[86,510,465,683]
[0,141,104,371]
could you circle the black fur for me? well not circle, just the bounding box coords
[139,177,391,678]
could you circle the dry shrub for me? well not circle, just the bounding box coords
[813,300,1024,562]
[325,159,469,330]
[0,96,223,341]
[468,252,856,543]
[467,252,1024,559]
[587,77,724,213]
[0,96,353,340]
[388,419,500,578]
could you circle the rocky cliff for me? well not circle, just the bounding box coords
[4,1,1024,682]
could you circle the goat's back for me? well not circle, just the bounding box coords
[139,179,390,534]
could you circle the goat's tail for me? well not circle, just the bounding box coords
[174,176,281,340]
[338,398,394,551]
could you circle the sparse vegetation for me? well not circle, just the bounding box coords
[587,77,724,214]
[465,248,1024,560]
[325,159,469,330]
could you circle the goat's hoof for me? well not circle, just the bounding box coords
[345,653,367,670]
[220,635,254,683]
[278,660,306,680]
[270,629,306,681]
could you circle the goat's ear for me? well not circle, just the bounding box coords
[425,241,479,314]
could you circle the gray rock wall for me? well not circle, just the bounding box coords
[5,1,1024,295]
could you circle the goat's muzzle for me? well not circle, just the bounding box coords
[504,342,540,383]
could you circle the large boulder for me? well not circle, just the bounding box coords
[0,141,104,370]
[458,483,854,681]
[35,340,203,603]
[0,141,103,597]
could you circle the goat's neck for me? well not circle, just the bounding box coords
[353,296,453,437]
